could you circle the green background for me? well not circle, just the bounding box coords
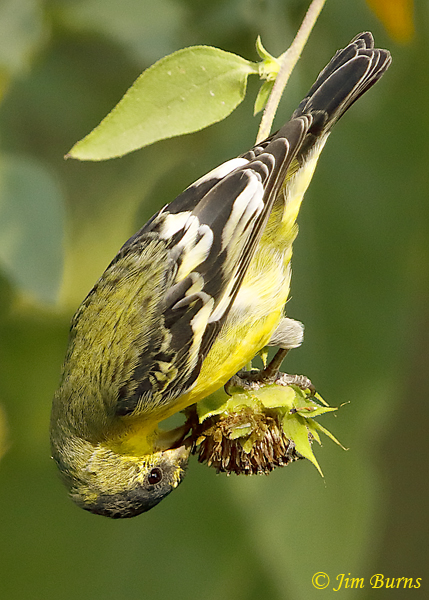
[0,1,427,598]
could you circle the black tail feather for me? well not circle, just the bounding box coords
[291,32,391,137]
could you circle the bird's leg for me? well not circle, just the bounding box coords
[261,347,290,379]
[259,346,315,393]
[225,317,315,394]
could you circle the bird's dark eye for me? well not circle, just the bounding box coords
[148,467,163,485]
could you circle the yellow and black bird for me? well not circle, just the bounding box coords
[51,33,391,518]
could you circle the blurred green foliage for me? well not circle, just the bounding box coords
[0,1,427,599]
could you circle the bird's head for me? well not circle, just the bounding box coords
[51,432,190,519]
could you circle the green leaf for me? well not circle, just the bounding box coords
[282,413,323,475]
[255,35,274,63]
[68,46,259,161]
[309,419,348,450]
[254,382,297,408]
[0,155,65,303]
[254,80,274,115]
[255,35,280,81]
[294,404,337,418]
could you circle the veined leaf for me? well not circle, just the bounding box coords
[68,46,259,161]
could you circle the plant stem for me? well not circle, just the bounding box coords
[256,0,326,144]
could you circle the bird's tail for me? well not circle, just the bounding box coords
[289,31,391,157]
[240,32,391,201]
[241,33,391,268]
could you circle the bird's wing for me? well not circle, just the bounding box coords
[114,117,309,416]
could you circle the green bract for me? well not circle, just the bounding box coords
[196,376,345,476]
